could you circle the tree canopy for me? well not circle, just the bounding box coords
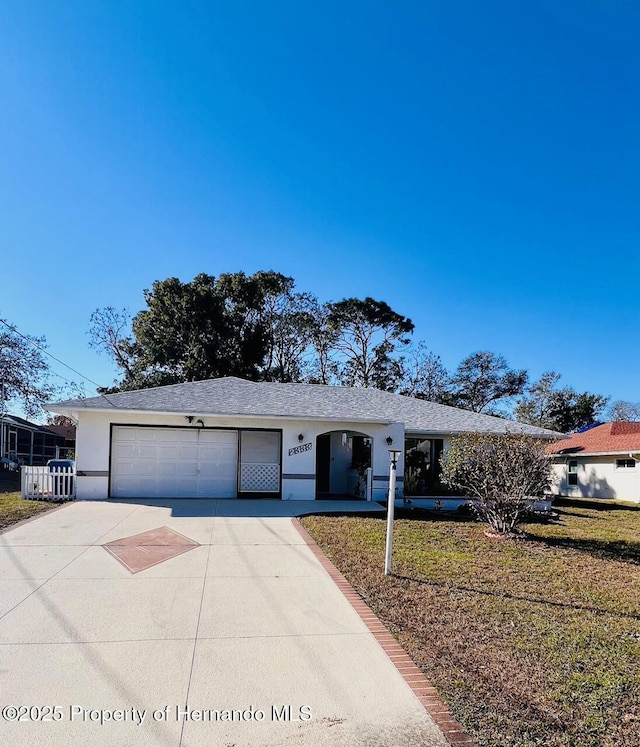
[90,271,299,391]
[514,371,609,433]
[87,270,620,430]
[399,342,451,402]
[0,318,54,418]
[327,297,414,389]
[606,400,640,422]
[89,274,417,393]
[446,351,528,414]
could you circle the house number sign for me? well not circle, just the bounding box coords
[289,442,312,456]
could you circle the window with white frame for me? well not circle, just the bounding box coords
[567,460,578,486]
[615,458,636,470]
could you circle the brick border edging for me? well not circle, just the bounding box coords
[292,518,478,747]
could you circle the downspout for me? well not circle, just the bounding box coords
[632,454,640,503]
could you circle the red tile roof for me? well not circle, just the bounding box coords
[546,422,640,455]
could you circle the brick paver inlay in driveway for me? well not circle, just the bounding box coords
[103,526,199,574]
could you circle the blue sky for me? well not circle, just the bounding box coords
[1,1,638,412]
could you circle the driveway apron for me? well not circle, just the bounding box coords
[0,500,450,747]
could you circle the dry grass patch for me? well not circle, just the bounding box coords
[301,507,640,747]
[0,471,54,530]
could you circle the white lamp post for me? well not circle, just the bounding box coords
[384,448,402,575]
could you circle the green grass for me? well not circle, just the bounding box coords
[301,507,640,747]
[0,470,56,530]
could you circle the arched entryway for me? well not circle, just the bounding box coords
[315,430,372,499]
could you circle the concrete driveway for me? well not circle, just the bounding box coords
[0,499,452,747]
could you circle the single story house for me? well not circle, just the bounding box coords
[1,414,76,467]
[547,421,640,503]
[48,377,560,502]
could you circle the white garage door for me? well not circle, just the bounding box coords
[110,427,238,499]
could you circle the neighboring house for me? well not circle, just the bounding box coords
[48,377,559,502]
[45,424,77,457]
[547,422,640,503]
[0,414,76,467]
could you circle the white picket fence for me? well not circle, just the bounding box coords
[21,466,76,501]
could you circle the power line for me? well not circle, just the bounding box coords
[42,362,87,391]
[0,318,119,409]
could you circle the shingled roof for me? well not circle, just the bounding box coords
[49,376,561,438]
[546,422,640,456]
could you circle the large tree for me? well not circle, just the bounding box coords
[447,351,528,414]
[327,297,414,390]
[305,301,341,385]
[89,271,296,391]
[513,371,563,429]
[399,342,452,402]
[0,318,54,417]
[606,400,640,422]
[515,371,609,433]
[88,306,138,385]
[547,389,609,433]
[259,284,319,383]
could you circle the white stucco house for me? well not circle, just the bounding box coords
[48,377,560,502]
[547,422,640,503]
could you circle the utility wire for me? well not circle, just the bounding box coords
[0,317,119,409]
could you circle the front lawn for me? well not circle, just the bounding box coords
[0,470,54,530]
[301,507,640,747]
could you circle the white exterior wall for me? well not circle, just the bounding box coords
[74,410,402,501]
[280,420,401,501]
[550,456,640,502]
[371,422,405,502]
[75,412,113,500]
